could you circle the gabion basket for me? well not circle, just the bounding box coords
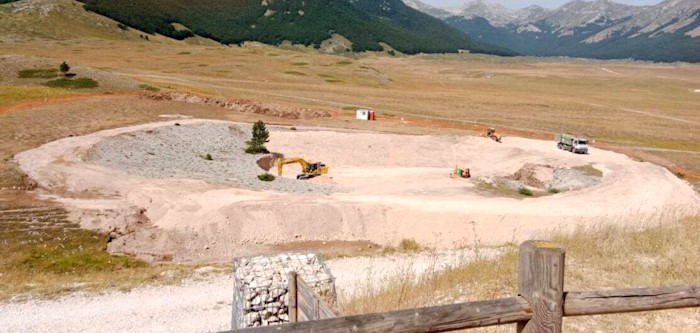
[231,252,336,329]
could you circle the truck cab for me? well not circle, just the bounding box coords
[571,138,589,154]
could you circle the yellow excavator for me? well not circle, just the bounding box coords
[276,157,328,180]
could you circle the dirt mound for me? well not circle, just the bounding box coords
[256,153,284,171]
[512,163,554,188]
[141,92,331,119]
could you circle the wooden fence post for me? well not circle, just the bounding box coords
[288,272,298,323]
[516,241,566,333]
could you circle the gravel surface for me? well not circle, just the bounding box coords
[87,122,338,195]
[0,249,492,333]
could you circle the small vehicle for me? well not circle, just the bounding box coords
[451,166,471,179]
[556,133,589,154]
[482,127,502,143]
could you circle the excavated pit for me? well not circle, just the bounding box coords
[15,120,700,262]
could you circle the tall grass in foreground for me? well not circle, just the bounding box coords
[339,215,699,332]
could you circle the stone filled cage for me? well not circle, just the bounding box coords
[231,252,336,329]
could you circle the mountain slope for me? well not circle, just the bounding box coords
[417,0,700,62]
[0,0,157,42]
[78,0,511,55]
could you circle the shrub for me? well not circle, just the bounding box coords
[337,60,353,65]
[43,78,99,89]
[245,120,270,154]
[382,245,396,255]
[290,127,297,131]
[202,153,213,161]
[518,187,533,196]
[257,173,275,181]
[548,187,560,194]
[399,238,420,252]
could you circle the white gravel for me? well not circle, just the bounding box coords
[87,122,337,195]
[0,249,492,333]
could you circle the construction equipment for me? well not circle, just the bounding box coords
[276,157,328,180]
[482,127,502,143]
[451,166,471,179]
[555,133,589,154]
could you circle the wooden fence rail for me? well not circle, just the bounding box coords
[226,241,700,333]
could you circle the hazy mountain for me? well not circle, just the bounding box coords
[402,0,453,18]
[408,0,700,62]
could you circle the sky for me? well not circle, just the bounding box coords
[420,0,665,10]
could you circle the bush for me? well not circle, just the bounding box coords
[548,187,560,194]
[399,238,420,252]
[382,245,396,255]
[18,68,59,79]
[202,153,213,161]
[257,173,275,181]
[43,78,99,89]
[518,187,533,196]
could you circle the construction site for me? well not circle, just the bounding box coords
[15,119,700,263]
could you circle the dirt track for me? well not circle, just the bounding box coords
[15,119,700,262]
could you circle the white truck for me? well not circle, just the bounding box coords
[556,133,589,154]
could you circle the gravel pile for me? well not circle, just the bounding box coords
[548,167,602,191]
[87,122,337,194]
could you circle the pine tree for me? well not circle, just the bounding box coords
[245,120,270,154]
[59,62,71,76]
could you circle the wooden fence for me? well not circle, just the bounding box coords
[287,271,337,322]
[225,240,700,333]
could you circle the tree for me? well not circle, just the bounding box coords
[59,62,70,76]
[245,120,270,154]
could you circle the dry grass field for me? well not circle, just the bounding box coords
[2,38,698,178]
[0,1,698,330]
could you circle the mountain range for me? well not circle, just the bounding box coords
[405,0,700,62]
[72,0,511,55]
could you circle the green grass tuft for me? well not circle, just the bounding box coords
[18,69,59,79]
[139,84,160,91]
[43,78,99,89]
[257,173,275,181]
[518,187,533,196]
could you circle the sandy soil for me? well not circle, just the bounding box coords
[15,119,700,262]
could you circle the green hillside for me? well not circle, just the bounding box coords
[78,0,512,55]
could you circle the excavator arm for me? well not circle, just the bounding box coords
[277,157,309,176]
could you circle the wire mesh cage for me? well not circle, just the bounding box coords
[231,251,336,329]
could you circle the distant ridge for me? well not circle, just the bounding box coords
[406,0,700,62]
[75,0,513,56]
